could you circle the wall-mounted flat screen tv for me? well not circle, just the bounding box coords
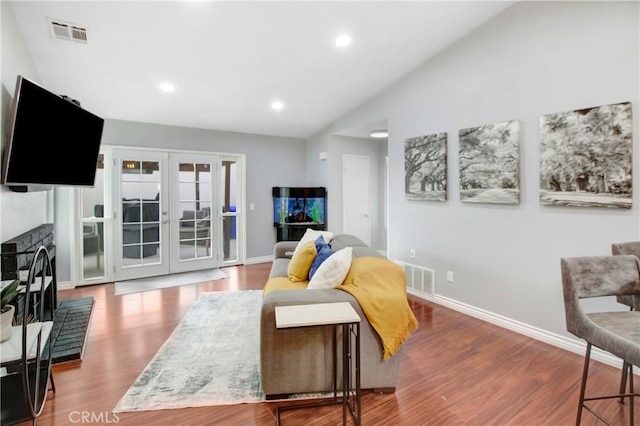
[273,187,326,225]
[1,75,104,188]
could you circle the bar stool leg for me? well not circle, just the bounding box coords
[576,343,592,426]
[619,361,629,404]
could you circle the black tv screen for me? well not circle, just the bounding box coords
[1,75,104,187]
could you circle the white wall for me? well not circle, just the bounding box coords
[0,2,51,245]
[305,133,329,188]
[307,1,639,340]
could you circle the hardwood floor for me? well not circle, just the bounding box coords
[18,263,637,425]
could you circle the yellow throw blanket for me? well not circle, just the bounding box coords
[337,256,418,360]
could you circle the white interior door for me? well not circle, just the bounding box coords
[343,154,371,246]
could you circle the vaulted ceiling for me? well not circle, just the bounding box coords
[7,1,515,139]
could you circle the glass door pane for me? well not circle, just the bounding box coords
[220,159,239,263]
[114,150,169,281]
[170,154,217,273]
[121,160,161,265]
[81,154,106,281]
[178,163,212,261]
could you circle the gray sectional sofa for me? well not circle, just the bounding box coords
[260,234,405,398]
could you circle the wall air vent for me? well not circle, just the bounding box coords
[49,20,88,43]
[395,260,435,296]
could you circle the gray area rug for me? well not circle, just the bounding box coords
[114,269,228,296]
[114,290,264,412]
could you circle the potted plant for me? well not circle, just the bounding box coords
[0,280,20,342]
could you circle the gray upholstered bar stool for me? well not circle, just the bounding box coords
[560,255,640,426]
[611,241,640,400]
[611,242,640,309]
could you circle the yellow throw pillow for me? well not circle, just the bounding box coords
[287,240,317,282]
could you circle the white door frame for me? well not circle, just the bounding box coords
[72,147,246,285]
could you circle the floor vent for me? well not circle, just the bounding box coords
[395,260,435,296]
[50,20,88,43]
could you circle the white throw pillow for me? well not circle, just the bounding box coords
[307,247,352,290]
[294,228,335,253]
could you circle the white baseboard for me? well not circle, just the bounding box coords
[244,255,273,265]
[408,289,632,373]
[57,281,75,291]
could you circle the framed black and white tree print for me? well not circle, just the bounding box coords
[405,132,447,201]
[540,102,632,209]
[459,120,520,204]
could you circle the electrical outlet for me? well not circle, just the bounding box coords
[409,249,416,258]
[447,271,454,282]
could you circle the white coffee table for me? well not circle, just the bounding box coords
[274,302,361,426]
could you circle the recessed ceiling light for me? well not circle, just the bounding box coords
[159,82,175,93]
[335,34,351,48]
[370,129,389,139]
[271,101,284,110]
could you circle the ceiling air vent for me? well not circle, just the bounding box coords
[50,20,88,43]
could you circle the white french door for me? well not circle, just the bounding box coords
[113,150,170,281]
[169,153,218,273]
[74,148,244,284]
[110,149,244,282]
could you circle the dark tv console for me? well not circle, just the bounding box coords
[276,223,326,242]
